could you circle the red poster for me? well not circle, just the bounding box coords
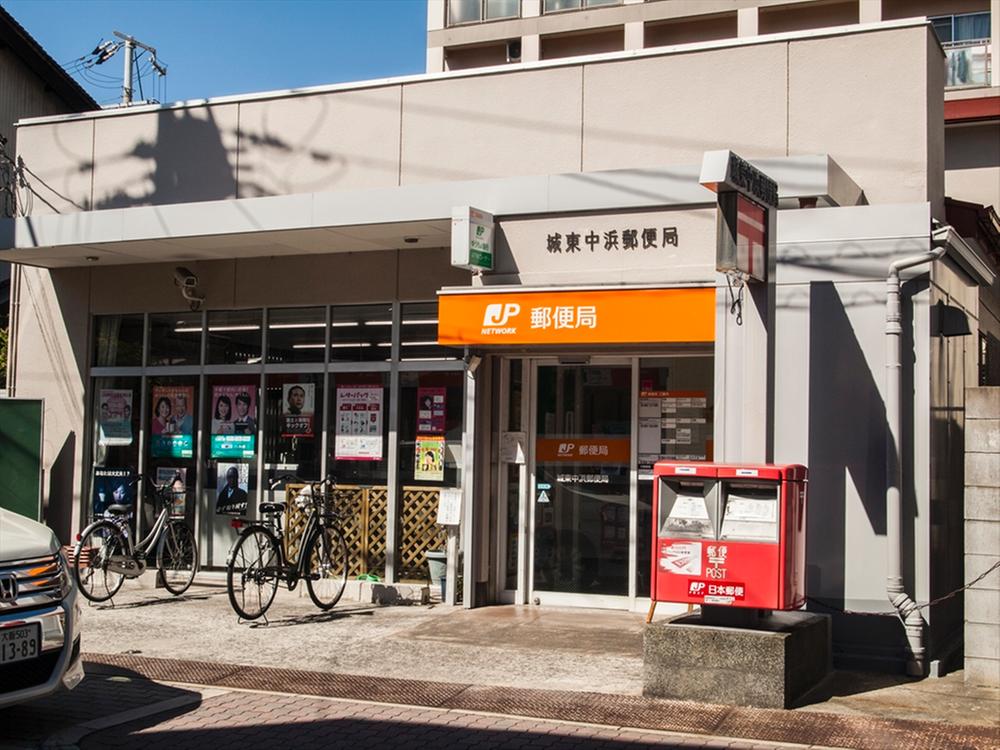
[417,387,446,434]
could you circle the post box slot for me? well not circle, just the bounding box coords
[719,482,779,542]
[658,478,715,539]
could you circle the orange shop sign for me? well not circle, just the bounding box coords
[437,287,715,346]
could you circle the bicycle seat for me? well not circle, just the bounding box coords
[258,502,286,515]
[106,504,132,516]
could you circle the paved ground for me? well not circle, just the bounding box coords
[1,580,997,749]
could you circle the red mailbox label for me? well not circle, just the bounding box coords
[687,579,747,604]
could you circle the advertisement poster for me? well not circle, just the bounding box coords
[416,387,447,434]
[150,385,195,458]
[215,462,249,515]
[414,435,445,482]
[92,468,134,519]
[98,389,133,446]
[334,385,383,461]
[156,467,188,517]
[281,383,315,438]
[211,385,257,459]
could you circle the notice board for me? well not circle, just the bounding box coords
[0,398,44,520]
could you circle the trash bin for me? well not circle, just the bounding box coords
[426,550,447,599]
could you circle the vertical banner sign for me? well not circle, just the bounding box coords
[450,206,494,272]
[334,385,384,461]
[415,435,445,482]
[216,462,250,515]
[150,386,195,458]
[98,389,133,446]
[281,383,315,438]
[156,467,188,516]
[211,385,257,458]
[416,387,446,434]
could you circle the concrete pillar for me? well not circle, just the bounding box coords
[991,0,1000,87]
[427,0,446,31]
[522,0,541,17]
[625,20,644,51]
[858,0,882,25]
[521,34,541,63]
[737,7,758,38]
[427,46,445,74]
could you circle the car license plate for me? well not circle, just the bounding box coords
[0,623,41,665]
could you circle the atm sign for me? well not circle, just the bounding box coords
[687,579,746,604]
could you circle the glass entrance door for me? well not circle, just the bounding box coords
[532,363,632,599]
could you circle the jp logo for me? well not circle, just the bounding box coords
[481,303,520,333]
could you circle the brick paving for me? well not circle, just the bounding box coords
[79,689,807,750]
[78,653,1000,750]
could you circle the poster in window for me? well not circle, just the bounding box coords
[211,385,257,459]
[414,435,445,482]
[215,462,250,516]
[416,387,446,434]
[156,467,188,517]
[150,385,195,458]
[281,383,315,438]
[92,468,134,519]
[334,385,383,461]
[98,389,133,446]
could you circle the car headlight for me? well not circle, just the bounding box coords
[57,548,73,598]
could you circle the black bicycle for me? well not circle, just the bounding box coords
[74,474,198,602]
[226,475,349,621]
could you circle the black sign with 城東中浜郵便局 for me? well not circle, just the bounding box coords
[546,226,678,254]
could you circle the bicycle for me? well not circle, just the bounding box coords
[73,474,198,602]
[226,475,349,621]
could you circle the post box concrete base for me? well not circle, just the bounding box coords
[643,610,831,709]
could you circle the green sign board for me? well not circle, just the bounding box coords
[0,398,44,521]
[451,206,494,272]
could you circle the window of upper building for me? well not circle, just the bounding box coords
[543,0,620,12]
[448,0,520,25]
[930,12,991,44]
[930,12,991,87]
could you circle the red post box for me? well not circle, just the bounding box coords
[650,461,807,611]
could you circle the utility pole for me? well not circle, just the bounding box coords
[112,31,167,106]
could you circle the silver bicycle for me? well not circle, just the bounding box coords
[74,474,198,602]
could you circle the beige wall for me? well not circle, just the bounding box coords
[16,24,945,217]
[758,1,859,34]
[882,0,989,20]
[445,43,510,71]
[540,28,624,59]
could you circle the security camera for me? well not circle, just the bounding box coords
[173,267,198,288]
[173,266,205,310]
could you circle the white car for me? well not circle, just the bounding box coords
[0,506,84,708]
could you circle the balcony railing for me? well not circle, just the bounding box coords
[943,39,991,88]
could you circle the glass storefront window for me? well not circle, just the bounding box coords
[397,370,464,581]
[146,376,198,530]
[148,312,203,367]
[204,375,260,567]
[400,302,462,362]
[91,376,142,531]
[331,304,393,363]
[267,307,326,364]
[206,309,263,365]
[263,373,323,481]
[93,315,144,367]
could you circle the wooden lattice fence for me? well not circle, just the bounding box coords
[282,484,446,582]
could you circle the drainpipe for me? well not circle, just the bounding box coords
[884,225,951,677]
[5,262,20,397]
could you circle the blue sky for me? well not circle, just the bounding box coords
[3,0,428,106]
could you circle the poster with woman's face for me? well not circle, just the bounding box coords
[92,468,135,520]
[211,385,257,458]
[150,386,195,458]
[281,383,315,438]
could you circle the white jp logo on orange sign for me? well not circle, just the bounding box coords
[481,303,520,335]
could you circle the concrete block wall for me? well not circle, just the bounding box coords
[965,387,1000,687]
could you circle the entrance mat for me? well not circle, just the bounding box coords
[83,654,998,750]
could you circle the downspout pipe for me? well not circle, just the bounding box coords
[884,226,950,677]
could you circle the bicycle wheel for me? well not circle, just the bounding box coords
[74,521,127,603]
[304,524,349,610]
[227,527,280,620]
[157,521,198,595]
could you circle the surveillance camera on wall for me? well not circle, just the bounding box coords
[173,266,205,311]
